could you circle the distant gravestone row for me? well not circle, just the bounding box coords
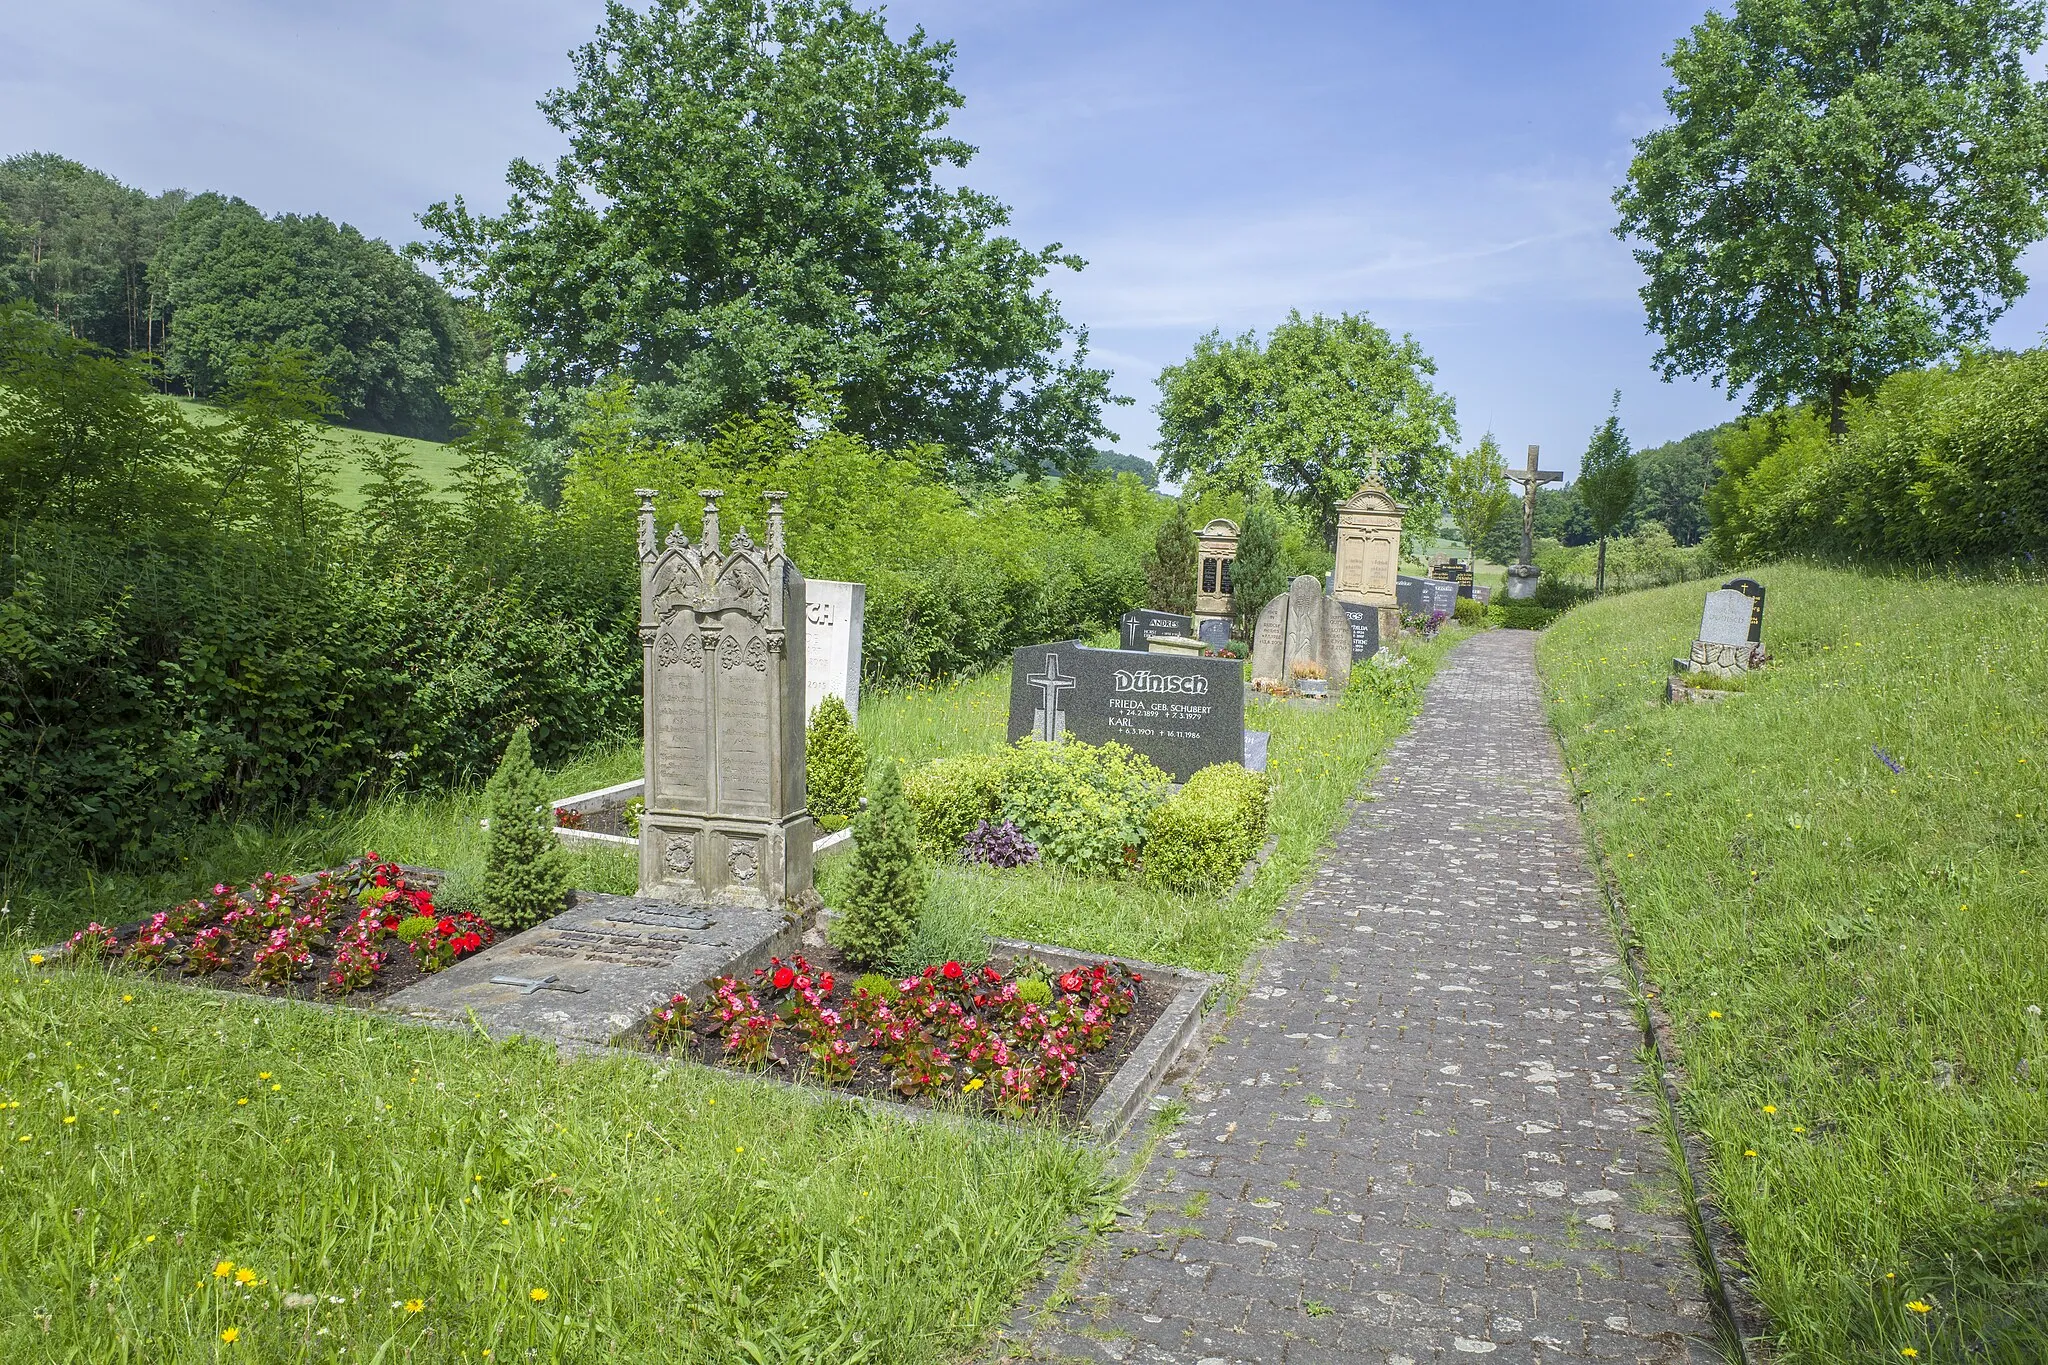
[1396,574,1459,618]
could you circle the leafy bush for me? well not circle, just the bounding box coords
[1709,349,2048,563]
[1343,653,1422,710]
[805,694,867,823]
[1143,763,1270,892]
[480,728,571,931]
[852,972,901,1002]
[902,750,1010,859]
[828,763,928,969]
[997,739,1170,877]
[393,915,437,944]
[432,866,484,919]
[1452,596,1489,625]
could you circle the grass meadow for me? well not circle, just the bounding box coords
[169,397,465,506]
[4,624,1463,1361]
[1537,565,2047,1363]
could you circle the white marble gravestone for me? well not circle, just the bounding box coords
[804,579,865,724]
[1683,586,1766,675]
[635,488,812,909]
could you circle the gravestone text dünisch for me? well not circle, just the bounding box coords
[1007,640,1245,781]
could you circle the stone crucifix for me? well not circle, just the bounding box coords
[1502,443,1562,573]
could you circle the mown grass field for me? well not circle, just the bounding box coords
[169,397,464,506]
[5,625,1462,1361]
[1537,565,2047,1363]
[0,955,1109,1362]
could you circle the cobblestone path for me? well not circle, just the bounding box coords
[1007,630,1718,1364]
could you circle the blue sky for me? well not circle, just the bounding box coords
[11,0,2048,476]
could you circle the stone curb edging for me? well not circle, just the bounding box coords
[1552,749,1776,1365]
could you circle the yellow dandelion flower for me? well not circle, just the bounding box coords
[1900,1350,1918,1358]
[1907,1301,1931,1314]
[1708,1010,1723,1019]
[63,1115,76,1124]
[235,1267,256,1284]
[258,1073,271,1080]
[236,1098,248,1106]
[221,1327,240,1344]
[1762,1105,1777,1115]
[404,1298,424,1314]
[1743,1149,1758,1158]
[529,1287,549,1303]
[214,1261,235,1279]
[28,955,43,966]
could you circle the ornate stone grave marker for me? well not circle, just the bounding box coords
[1194,518,1239,622]
[1677,580,1768,675]
[636,489,812,909]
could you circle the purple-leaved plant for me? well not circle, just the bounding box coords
[963,819,1040,869]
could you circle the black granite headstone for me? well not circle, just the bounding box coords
[1396,575,1427,614]
[1118,609,1196,652]
[1007,640,1246,781]
[1722,578,1766,642]
[1337,602,1381,661]
[1401,576,1458,617]
[1197,617,1233,648]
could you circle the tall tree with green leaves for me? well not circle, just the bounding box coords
[1143,500,1198,615]
[416,0,1118,481]
[1154,310,1458,545]
[1229,489,1287,640]
[0,154,185,355]
[1442,433,1515,562]
[1576,395,1639,594]
[1614,0,2048,433]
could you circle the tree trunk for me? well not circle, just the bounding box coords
[1595,537,1607,595]
[1828,377,1849,437]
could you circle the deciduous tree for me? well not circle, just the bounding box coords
[1576,395,1639,594]
[1443,433,1514,563]
[1155,310,1458,545]
[417,0,1118,481]
[1614,0,2048,432]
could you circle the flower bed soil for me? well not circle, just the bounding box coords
[635,940,1169,1128]
[46,858,501,1008]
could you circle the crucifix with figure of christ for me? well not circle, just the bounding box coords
[1501,443,1562,571]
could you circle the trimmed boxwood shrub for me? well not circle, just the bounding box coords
[1143,763,1270,893]
[902,750,1010,859]
[1497,600,1561,631]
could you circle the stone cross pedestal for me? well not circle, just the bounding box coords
[636,488,812,909]
[1502,444,1561,600]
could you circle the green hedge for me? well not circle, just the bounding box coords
[1142,763,1269,892]
[901,739,1172,877]
[1711,349,2048,563]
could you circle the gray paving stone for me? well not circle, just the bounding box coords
[1005,631,1717,1363]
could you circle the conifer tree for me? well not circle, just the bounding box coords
[1576,394,1639,595]
[827,761,927,968]
[482,726,571,930]
[1143,500,1198,615]
[805,695,868,825]
[1230,488,1286,640]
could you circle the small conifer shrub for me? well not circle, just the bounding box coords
[806,695,868,824]
[481,727,572,931]
[828,762,928,968]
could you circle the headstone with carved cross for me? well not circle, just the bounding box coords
[1501,443,1562,600]
[635,488,813,909]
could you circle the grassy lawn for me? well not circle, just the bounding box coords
[0,955,1108,1362]
[3,624,1465,1361]
[1537,565,2047,1363]
[169,397,464,506]
[826,629,1470,975]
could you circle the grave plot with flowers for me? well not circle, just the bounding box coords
[641,950,1177,1126]
[52,855,496,1004]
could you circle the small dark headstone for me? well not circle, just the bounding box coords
[1008,639,1246,781]
[1721,578,1766,642]
[1338,601,1381,660]
[1396,575,1427,614]
[1401,575,1458,617]
[1197,617,1233,648]
[1119,608,1196,652]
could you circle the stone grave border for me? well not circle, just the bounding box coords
[550,779,851,858]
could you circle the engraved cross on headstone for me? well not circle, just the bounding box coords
[489,975,591,996]
[1501,443,1563,570]
[1026,652,1075,741]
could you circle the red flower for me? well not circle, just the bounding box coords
[819,974,834,995]
[438,918,455,934]
[1131,972,1143,983]
[941,961,964,980]
[1058,971,1084,994]
[772,966,796,990]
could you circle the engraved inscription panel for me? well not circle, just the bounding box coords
[716,614,772,814]
[653,623,709,809]
[511,925,691,970]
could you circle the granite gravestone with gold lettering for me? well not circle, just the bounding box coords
[636,488,812,909]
